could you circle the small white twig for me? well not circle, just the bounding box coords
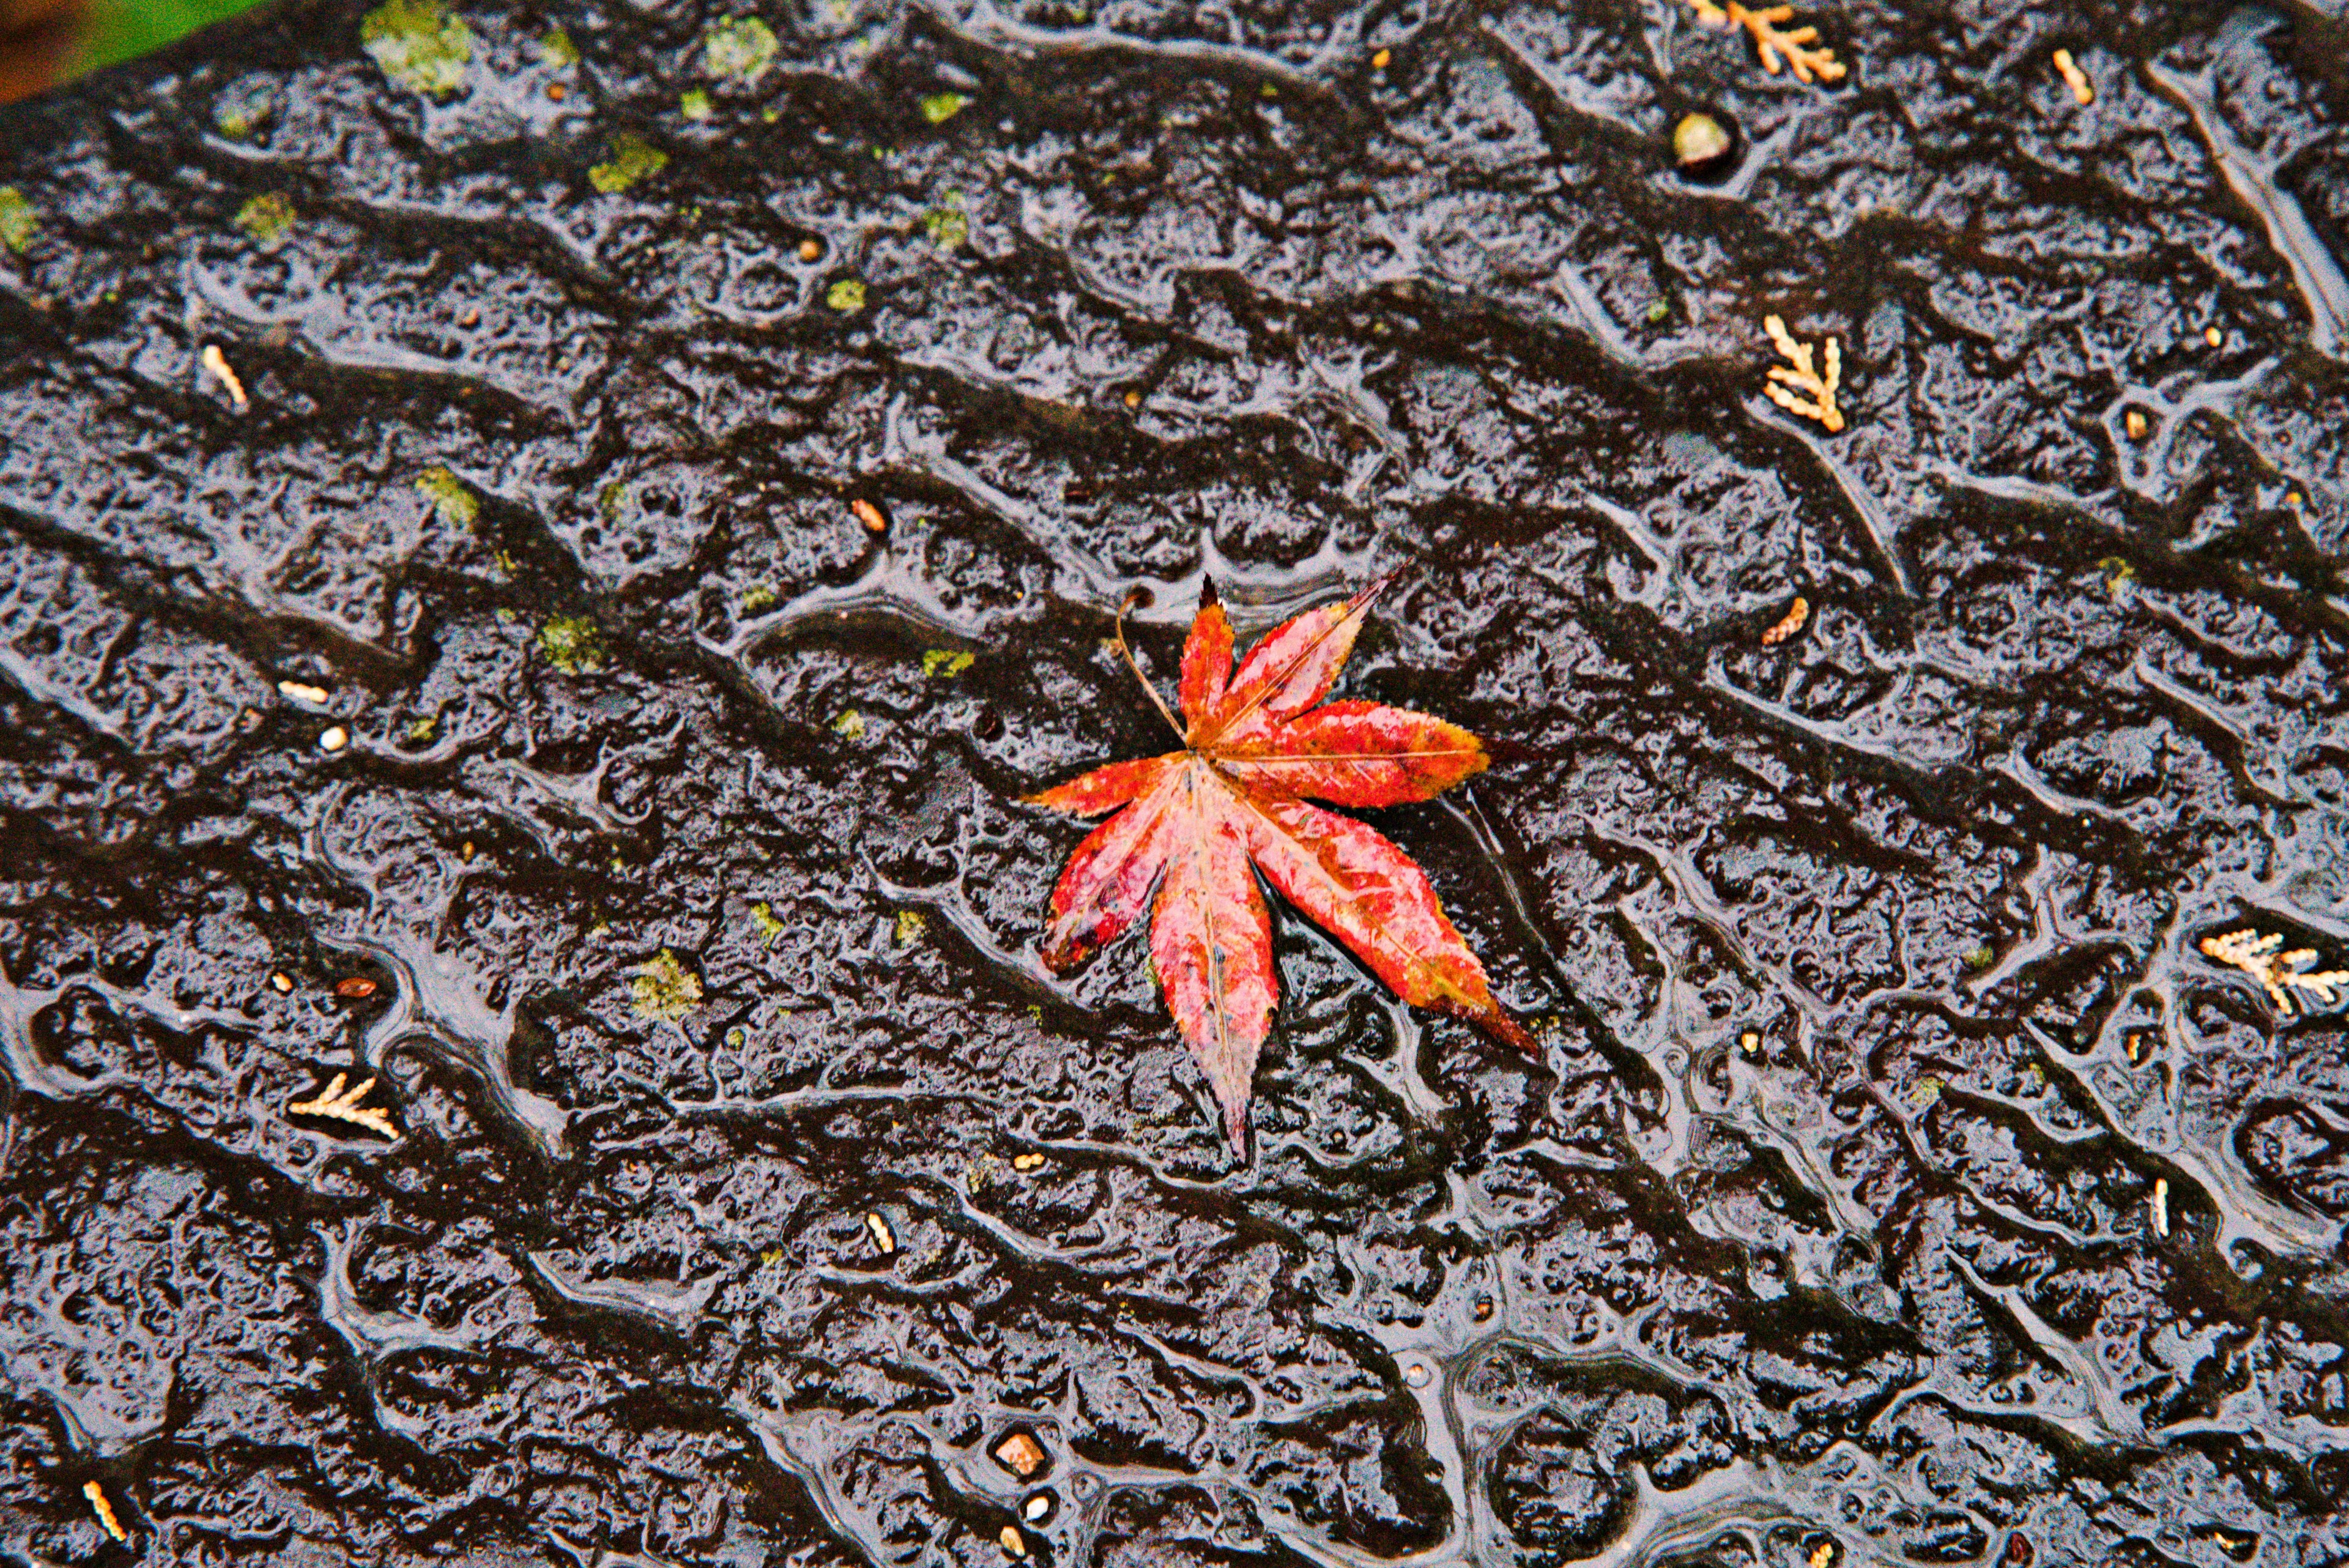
[201,343,249,410]
[288,1072,399,1139]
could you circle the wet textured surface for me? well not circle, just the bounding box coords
[3,0,2349,1561]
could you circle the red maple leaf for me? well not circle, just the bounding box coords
[1031,579,1535,1152]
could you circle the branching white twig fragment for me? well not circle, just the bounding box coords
[2199,929,2349,1014]
[201,343,248,409]
[1762,315,1845,432]
[1688,0,1847,83]
[288,1072,399,1138]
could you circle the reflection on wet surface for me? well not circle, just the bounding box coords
[3,0,2349,1561]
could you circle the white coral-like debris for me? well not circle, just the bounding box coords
[288,1071,399,1138]
[1762,314,1845,432]
[1688,0,1848,83]
[2198,929,2349,1014]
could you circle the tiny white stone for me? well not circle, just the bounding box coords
[318,726,349,752]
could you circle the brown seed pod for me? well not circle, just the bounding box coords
[1762,596,1809,645]
[334,976,379,998]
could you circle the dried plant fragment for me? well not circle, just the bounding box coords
[864,1211,896,1254]
[2198,928,2349,1013]
[201,344,248,409]
[2052,48,2093,105]
[1687,0,1846,83]
[288,1072,399,1138]
[1762,314,1844,432]
[2150,1176,2170,1237]
[1762,596,1809,644]
[84,1482,127,1541]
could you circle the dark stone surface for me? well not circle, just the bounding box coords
[3,0,2349,1561]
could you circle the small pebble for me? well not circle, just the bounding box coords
[460,308,480,327]
[1473,1294,1494,1321]
[2205,325,2225,347]
[1022,1492,1054,1524]
[851,497,888,533]
[277,678,329,704]
[993,1430,1047,1477]
[799,238,823,262]
[317,726,349,752]
[2286,490,2303,507]
[460,840,477,861]
[547,82,566,100]
[997,1525,1026,1559]
[1403,1362,1431,1388]
[1739,1030,1761,1055]
[270,971,294,992]
[335,976,379,998]
[1809,1542,1835,1568]
[1123,390,1141,408]
[2124,409,2148,441]
[1371,47,1390,69]
[865,1210,896,1254]
[1011,1153,1045,1171]
[1672,111,1733,171]
[2151,1176,2170,1237]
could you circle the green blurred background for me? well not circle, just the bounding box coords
[1,0,265,101]
[79,0,266,72]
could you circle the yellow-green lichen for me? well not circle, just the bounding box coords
[922,649,974,677]
[538,614,604,675]
[922,193,967,251]
[539,26,578,65]
[0,188,35,255]
[234,192,297,247]
[919,91,970,125]
[405,713,439,742]
[590,133,668,194]
[826,278,866,313]
[741,583,777,613]
[360,0,472,97]
[749,900,786,946]
[681,88,714,120]
[894,910,926,947]
[415,466,479,526]
[630,948,702,1020]
[704,15,778,81]
[831,709,866,739]
[213,83,275,138]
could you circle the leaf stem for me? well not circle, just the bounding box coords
[1115,590,1187,743]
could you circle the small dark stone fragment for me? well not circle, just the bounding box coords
[1672,111,1737,177]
